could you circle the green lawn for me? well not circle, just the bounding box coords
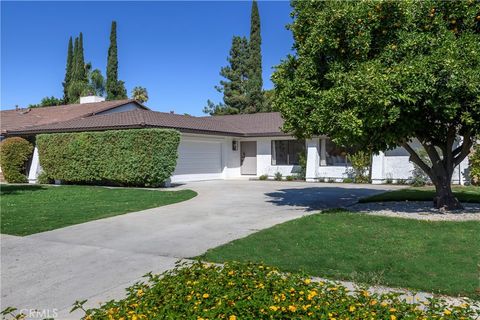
[360,185,480,203]
[0,184,197,236]
[199,210,480,299]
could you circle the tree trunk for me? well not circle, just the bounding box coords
[432,178,463,211]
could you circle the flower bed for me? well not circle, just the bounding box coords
[72,261,478,320]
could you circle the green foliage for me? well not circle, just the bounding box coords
[411,148,431,187]
[28,96,64,108]
[69,261,479,319]
[343,177,354,183]
[274,172,283,181]
[286,175,295,181]
[85,68,105,97]
[470,142,480,185]
[63,36,74,102]
[205,36,250,115]
[36,129,180,187]
[131,86,149,103]
[259,174,268,180]
[297,152,307,180]
[36,171,53,185]
[273,0,480,204]
[106,21,127,101]
[67,33,90,103]
[348,151,371,183]
[0,137,33,183]
[246,0,264,112]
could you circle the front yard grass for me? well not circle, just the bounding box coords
[0,184,197,236]
[360,185,480,203]
[199,210,480,299]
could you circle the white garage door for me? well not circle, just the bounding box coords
[173,140,222,176]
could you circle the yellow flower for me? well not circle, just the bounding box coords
[390,316,396,320]
[229,316,237,320]
[288,305,297,312]
[444,309,452,315]
[304,278,311,285]
[389,308,396,313]
[228,270,235,276]
[362,290,370,297]
[370,299,377,306]
[132,315,138,320]
[381,301,388,307]
[349,305,356,312]
[269,306,279,312]
[202,293,209,299]
[136,289,144,297]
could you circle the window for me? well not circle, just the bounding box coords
[325,139,352,166]
[271,140,305,165]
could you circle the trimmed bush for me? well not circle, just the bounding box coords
[274,172,283,181]
[258,174,268,181]
[0,137,33,183]
[68,261,479,320]
[37,129,180,187]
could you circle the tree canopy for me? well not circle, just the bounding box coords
[131,86,149,103]
[273,0,480,209]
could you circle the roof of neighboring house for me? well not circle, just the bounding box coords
[0,99,146,134]
[5,108,287,137]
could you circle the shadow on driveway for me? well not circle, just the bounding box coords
[265,186,391,211]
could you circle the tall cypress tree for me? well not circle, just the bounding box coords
[77,32,87,83]
[62,37,73,103]
[247,0,264,112]
[67,34,89,103]
[106,21,127,100]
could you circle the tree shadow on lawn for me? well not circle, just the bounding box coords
[265,186,390,211]
[0,184,47,195]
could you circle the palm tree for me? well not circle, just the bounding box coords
[131,86,148,103]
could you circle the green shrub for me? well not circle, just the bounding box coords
[342,177,354,183]
[396,179,408,185]
[471,144,479,185]
[348,150,371,183]
[297,152,307,180]
[64,262,479,320]
[274,172,283,181]
[286,175,295,181]
[259,174,268,181]
[0,137,33,183]
[37,129,180,187]
[36,171,53,184]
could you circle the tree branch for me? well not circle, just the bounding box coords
[453,131,473,167]
[401,141,434,180]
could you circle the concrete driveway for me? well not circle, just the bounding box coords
[1,180,399,319]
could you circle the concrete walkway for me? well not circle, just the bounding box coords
[1,180,398,319]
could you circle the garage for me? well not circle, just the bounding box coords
[171,139,223,182]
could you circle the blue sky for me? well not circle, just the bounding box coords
[1,1,293,115]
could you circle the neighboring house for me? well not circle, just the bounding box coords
[1,96,469,185]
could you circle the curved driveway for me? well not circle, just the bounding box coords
[1,180,399,319]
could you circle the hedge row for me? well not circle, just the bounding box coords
[36,129,180,187]
[0,137,33,183]
[71,261,479,320]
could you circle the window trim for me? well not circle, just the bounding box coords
[271,140,305,166]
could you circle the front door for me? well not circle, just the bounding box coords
[240,141,257,175]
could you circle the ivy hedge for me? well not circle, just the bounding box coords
[471,144,479,185]
[36,129,180,187]
[0,137,34,183]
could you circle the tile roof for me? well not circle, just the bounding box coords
[5,109,287,137]
[0,99,145,134]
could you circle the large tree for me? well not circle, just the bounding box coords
[204,36,250,115]
[62,37,73,103]
[67,34,89,103]
[106,21,127,100]
[246,0,264,112]
[273,0,480,210]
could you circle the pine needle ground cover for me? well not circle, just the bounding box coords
[200,210,480,299]
[0,184,196,236]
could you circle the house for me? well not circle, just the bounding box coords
[1,96,469,185]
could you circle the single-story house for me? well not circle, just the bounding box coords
[1,96,469,185]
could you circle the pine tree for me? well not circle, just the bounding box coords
[106,21,127,100]
[246,0,264,112]
[203,36,250,115]
[62,37,73,103]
